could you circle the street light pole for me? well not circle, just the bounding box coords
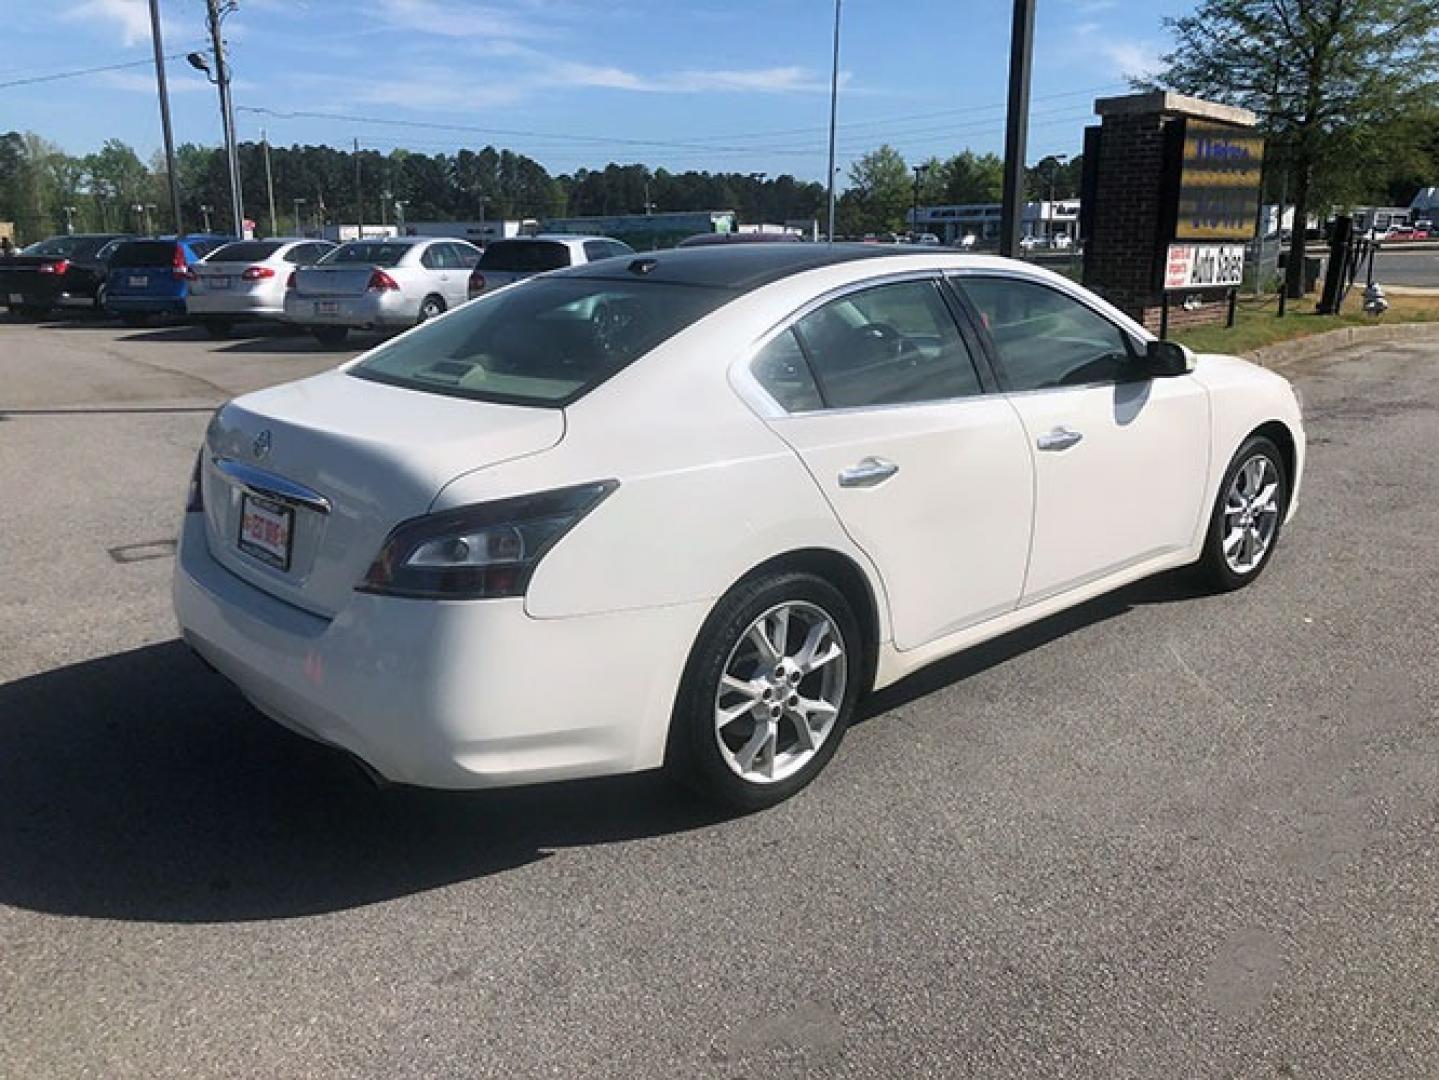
[261,128,278,237]
[200,204,213,232]
[911,164,930,241]
[825,0,842,243]
[999,0,1036,258]
[147,0,183,234]
[1046,153,1069,246]
[62,206,76,235]
[292,198,305,237]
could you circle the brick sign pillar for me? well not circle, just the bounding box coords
[1081,91,1261,335]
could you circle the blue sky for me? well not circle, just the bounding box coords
[1,0,1193,182]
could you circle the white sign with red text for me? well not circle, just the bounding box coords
[1165,243,1245,291]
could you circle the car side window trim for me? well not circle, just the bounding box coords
[946,270,1150,395]
[736,270,996,419]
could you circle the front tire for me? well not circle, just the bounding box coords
[668,571,862,811]
[1196,435,1289,591]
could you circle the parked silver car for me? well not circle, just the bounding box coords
[285,237,482,346]
[467,234,634,299]
[187,238,336,337]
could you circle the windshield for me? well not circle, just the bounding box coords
[206,241,284,263]
[21,236,110,260]
[349,277,732,406]
[478,240,571,273]
[322,242,409,267]
[108,241,178,268]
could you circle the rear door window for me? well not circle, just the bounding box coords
[324,242,408,267]
[207,241,284,263]
[449,243,481,268]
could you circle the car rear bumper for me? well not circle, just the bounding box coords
[187,293,285,318]
[107,294,187,315]
[283,290,414,329]
[2,282,96,308]
[172,512,704,789]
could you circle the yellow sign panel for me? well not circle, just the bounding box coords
[1175,120,1264,241]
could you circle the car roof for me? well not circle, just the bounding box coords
[558,242,909,291]
[494,234,600,245]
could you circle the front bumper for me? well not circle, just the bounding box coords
[283,290,415,329]
[173,512,706,789]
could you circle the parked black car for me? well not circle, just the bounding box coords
[0,233,133,317]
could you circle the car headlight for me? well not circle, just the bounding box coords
[358,480,618,599]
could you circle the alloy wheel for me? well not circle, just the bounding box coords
[713,601,847,784]
[1222,454,1281,574]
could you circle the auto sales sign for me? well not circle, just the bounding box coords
[1165,243,1245,291]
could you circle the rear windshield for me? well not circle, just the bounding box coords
[21,236,112,260]
[478,240,571,273]
[322,242,408,267]
[349,277,732,406]
[109,241,178,268]
[206,241,283,263]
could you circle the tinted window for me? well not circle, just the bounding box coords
[792,280,982,408]
[752,329,823,413]
[23,236,88,258]
[350,278,731,406]
[420,244,445,269]
[450,243,480,268]
[478,240,571,273]
[109,241,179,268]
[583,241,610,263]
[323,242,409,267]
[207,241,284,263]
[605,241,635,260]
[186,239,226,259]
[962,277,1139,390]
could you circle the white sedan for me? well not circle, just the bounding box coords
[187,238,336,336]
[285,237,481,347]
[174,246,1304,809]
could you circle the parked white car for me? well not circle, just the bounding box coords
[285,237,481,346]
[175,246,1305,809]
[467,234,634,299]
[187,238,336,336]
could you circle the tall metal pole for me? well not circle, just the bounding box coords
[148,0,183,234]
[999,0,1036,258]
[353,137,363,238]
[205,0,244,236]
[261,128,277,237]
[825,0,842,243]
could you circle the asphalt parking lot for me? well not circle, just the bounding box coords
[2,314,1437,1079]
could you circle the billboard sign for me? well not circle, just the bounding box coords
[1165,243,1245,291]
[1174,119,1264,241]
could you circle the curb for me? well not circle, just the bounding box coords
[1244,320,1439,369]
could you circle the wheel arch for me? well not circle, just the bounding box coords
[1250,419,1297,490]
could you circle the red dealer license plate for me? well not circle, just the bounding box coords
[238,493,294,571]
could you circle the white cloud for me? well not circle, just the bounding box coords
[99,71,212,95]
[1100,38,1164,80]
[63,0,152,46]
[554,61,827,95]
[372,0,546,40]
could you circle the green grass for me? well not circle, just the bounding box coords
[1173,293,1439,355]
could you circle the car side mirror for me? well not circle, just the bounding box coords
[1144,339,1196,377]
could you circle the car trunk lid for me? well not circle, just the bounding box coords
[294,263,387,298]
[201,370,565,616]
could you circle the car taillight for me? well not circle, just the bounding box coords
[358,481,618,600]
[38,259,71,275]
[285,270,296,289]
[242,265,275,281]
[468,269,485,293]
[366,269,399,292]
[172,246,190,280]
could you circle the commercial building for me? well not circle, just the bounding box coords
[909,200,1080,246]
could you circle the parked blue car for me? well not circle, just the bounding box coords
[105,235,235,324]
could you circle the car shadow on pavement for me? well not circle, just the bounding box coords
[858,567,1210,721]
[0,641,729,924]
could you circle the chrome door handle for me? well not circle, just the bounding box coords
[1036,427,1084,452]
[838,457,899,488]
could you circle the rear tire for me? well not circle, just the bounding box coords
[310,325,349,348]
[1196,435,1289,591]
[417,295,445,323]
[667,571,862,811]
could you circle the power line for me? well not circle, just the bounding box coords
[0,50,203,91]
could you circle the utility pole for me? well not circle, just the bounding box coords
[354,137,363,238]
[825,0,842,243]
[197,0,244,236]
[147,0,183,234]
[292,197,305,237]
[261,128,277,237]
[999,0,1036,258]
[911,163,930,240]
[63,206,77,234]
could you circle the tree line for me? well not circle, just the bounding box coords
[0,130,1088,244]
